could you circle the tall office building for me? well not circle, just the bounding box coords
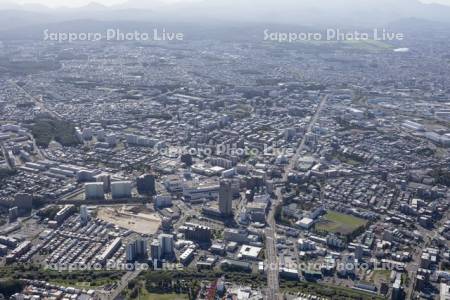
[111,181,132,199]
[82,128,93,140]
[355,244,364,260]
[96,129,106,142]
[136,238,148,256]
[182,222,212,243]
[219,179,233,217]
[180,153,193,166]
[106,134,117,147]
[8,207,18,222]
[80,205,89,225]
[126,242,136,262]
[14,193,33,210]
[85,182,105,200]
[136,174,156,195]
[96,174,111,193]
[150,239,161,261]
[126,239,148,262]
[158,233,174,258]
[392,275,404,300]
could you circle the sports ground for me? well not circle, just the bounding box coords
[315,211,368,236]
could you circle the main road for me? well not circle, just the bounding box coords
[8,80,63,120]
[97,269,142,300]
[265,94,328,300]
[1,143,15,170]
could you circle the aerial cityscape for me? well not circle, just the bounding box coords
[1,1,450,300]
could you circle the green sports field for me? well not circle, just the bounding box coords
[142,293,188,300]
[315,211,368,236]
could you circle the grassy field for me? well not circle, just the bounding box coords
[49,280,102,289]
[335,153,362,166]
[368,270,391,284]
[49,278,118,289]
[132,288,188,300]
[315,211,368,235]
[142,293,188,300]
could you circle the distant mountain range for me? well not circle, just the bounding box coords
[0,0,450,39]
[117,0,450,26]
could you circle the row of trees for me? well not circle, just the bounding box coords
[1,264,123,288]
[129,270,266,300]
[0,279,24,297]
[30,116,80,147]
[281,280,384,300]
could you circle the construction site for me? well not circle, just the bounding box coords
[97,205,162,235]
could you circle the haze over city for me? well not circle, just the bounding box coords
[1,0,450,300]
[2,0,450,8]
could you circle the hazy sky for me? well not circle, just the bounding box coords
[1,0,450,8]
[422,0,450,4]
[1,0,183,7]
